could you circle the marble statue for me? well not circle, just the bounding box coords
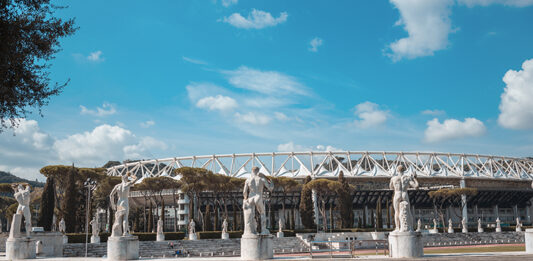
[416,219,422,232]
[389,166,419,232]
[477,218,484,232]
[109,172,137,237]
[516,217,523,231]
[242,166,274,235]
[59,218,65,234]
[12,184,31,237]
[222,219,228,234]
[448,218,453,233]
[52,214,57,232]
[462,217,467,233]
[0,219,3,232]
[157,218,163,234]
[278,218,284,233]
[90,218,99,237]
[188,219,195,235]
[433,218,437,230]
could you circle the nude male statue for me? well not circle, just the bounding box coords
[90,218,99,237]
[59,218,66,233]
[243,166,274,235]
[389,165,419,232]
[12,184,32,237]
[188,219,195,234]
[109,172,137,237]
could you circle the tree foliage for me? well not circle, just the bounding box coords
[299,176,316,229]
[37,177,55,230]
[61,166,78,233]
[336,171,353,228]
[428,187,478,229]
[0,0,77,130]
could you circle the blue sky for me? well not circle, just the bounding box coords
[1,0,533,181]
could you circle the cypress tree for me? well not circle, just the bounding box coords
[37,177,55,230]
[62,165,78,233]
[299,176,316,229]
[336,171,353,228]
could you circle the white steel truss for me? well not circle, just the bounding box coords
[106,151,533,180]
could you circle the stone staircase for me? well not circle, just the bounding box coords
[423,231,525,247]
[63,236,308,258]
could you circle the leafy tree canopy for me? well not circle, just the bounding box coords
[0,0,77,130]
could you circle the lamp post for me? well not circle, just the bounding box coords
[84,178,97,258]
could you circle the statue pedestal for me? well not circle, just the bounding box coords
[388,231,423,258]
[241,234,273,260]
[189,233,197,240]
[156,232,165,241]
[31,231,64,257]
[478,228,484,233]
[62,235,68,244]
[91,235,100,243]
[517,227,522,232]
[448,227,454,233]
[462,228,468,233]
[276,231,284,238]
[496,227,502,233]
[107,235,139,260]
[6,237,37,260]
[525,229,533,253]
[428,229,438,234]
[221,232,229,240]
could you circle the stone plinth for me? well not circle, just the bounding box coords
[31,231,64,257]
[478,228,484,233]
[496,227,502,233]
[221,232,229,240]
[462,228,468,233]
[6,237,36,260]
[107,235,139,260]
[276,232,284,238]
[91,235,100,243]
[525,229,533,253]
[62,235,68,244]
[189,233,197,240]
[517,227,523,232]
[388,231,423,258]
[156,233,165,241]
[241,234,273,260]
[428,229,438,234]
[448,227,454,233]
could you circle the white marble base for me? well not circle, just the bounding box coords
[478,228,484,233]
[388,231,423,258]
[525,229,533,253]
[448,228,454,233]
[189,233,197,240]
[221,232,229,240]
[276,232,284,238]
[36,240,43,255]
[107,235,139,260]
[6,237,37,260]
[428,229,438,234]
[517,227,523,232]
[462,228,468,233]
[156,233,165,241]
[496,227,502,233]
[241,234,273,260]
[91,235,100,243]
[62,235,68,244]
[31,231,64,257]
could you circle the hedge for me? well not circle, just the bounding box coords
[66,232,185,243]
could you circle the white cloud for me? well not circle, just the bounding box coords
[224,66,307,95]
[87,50,104,62]
[80,103,116,117]
[458,0,533,7]
[140,120,155,128]
[223,9,288,29]
[274,112,289,121]
[234,112,271,125]
[221,0,238,7]
[309,37,323,52]
[424,117,486,143]
[182,56,207,65]
[421,109,445,116]
[277,142,341,152]
[196,95,238,112]
[387,0,454,61]
[498,58,533,129]
[353,102,389,128]
[54,124,165,165]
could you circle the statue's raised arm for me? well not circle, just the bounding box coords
[259,172,274,192]
[409,174,419,189]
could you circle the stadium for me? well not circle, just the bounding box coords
[108,151,533,232]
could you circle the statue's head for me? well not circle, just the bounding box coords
[251,166,259,176]
[122,173,131,182]
[17,184,23,190]
[396,165,405,175]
